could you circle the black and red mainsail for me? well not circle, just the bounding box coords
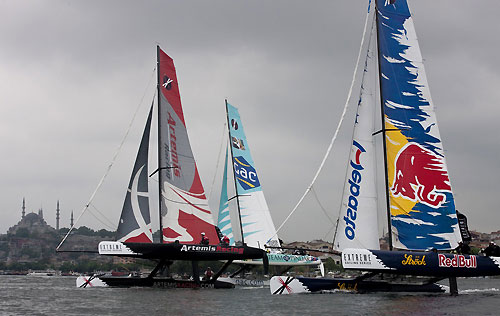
[157,47,219,244]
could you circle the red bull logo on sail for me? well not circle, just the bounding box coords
[391,142,451,208]
[344,140,365,240]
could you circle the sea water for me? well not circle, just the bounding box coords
[1,275,499,315]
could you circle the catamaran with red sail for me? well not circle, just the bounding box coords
[67,47,266,289]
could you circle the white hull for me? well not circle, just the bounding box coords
[76,275,108,288]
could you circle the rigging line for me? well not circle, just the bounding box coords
[310,186,336,226]
[164,150,196,161]
[208,122,228,203]
[87,203,117,230]
[161,196,209,207]
[322,224,335,242]
[272,7,373,239]
[57,68,157,251]
[85,210,116,232]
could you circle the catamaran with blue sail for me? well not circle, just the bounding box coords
[271,0,500,295]
[218,101,324,286]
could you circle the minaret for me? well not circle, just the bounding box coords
[70,211,74,227]
[38,207,43,219]
[22,198,26,218]
[56,200,60,230]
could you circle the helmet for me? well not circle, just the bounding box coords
[201,232,205,235]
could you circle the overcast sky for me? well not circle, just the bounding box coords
[1,0,499,243]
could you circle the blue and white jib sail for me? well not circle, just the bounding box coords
[376,0,461,250]
[116,106,153,243]
[217,148,235,246]
[334,22,379,252]
[223,102,281,249]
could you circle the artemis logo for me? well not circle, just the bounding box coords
[180,245,244,254]
[181,245,217,252]
[344,140,365,240]
[162,75,173,90]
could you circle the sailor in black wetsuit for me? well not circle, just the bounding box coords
[483,242,499,256]
[200,232,210,245]
[456,241,471,255]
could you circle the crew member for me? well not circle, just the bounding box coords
[201,232,209,245]
[456,241,471,255]
[483,242,498,256]
[204,267,213,281]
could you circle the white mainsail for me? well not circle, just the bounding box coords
[333,22,379,251]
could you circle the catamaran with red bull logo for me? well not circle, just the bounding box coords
[271,0,500,295]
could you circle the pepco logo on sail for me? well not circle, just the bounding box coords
[343,140,365,240]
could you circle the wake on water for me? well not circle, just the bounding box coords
[460,288,500,294]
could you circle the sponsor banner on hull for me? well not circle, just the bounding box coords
[152,281,216,289]
[342,248,392,270]
[342,248,500,277]
[219,277,268,287]
[98,241,139,256]
[233,253,321,266]
[267,253,320,265]
[180,244,244,255]
[438,254,476,269]
[98,240,265,260]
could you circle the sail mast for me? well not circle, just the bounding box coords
[156,45,164,244]
[225,99,245,244]
[374,2,393,251]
